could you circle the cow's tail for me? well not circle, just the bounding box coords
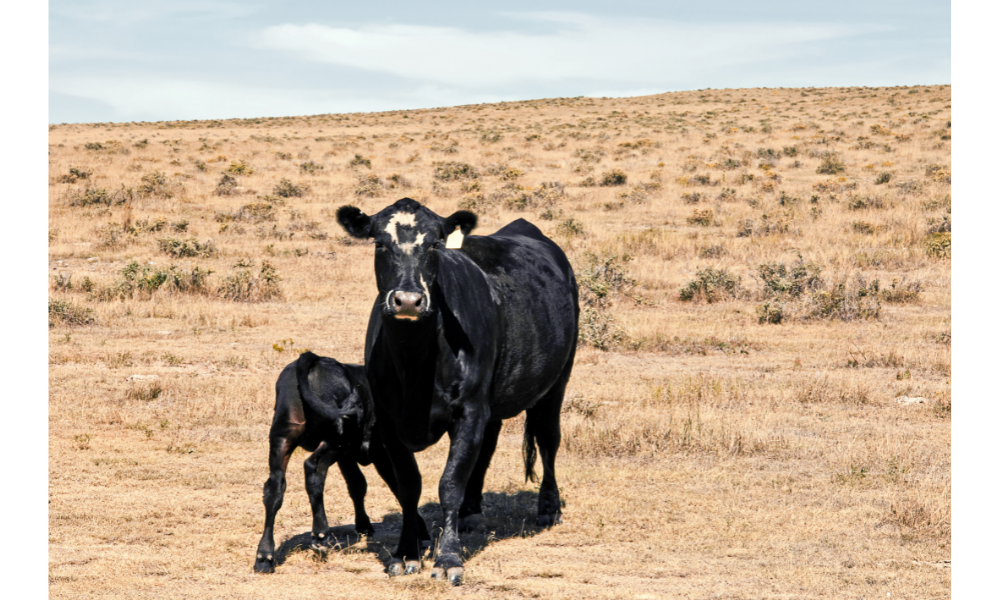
[296,351,351,434]
[522,416,538,484]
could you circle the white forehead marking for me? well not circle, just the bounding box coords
[384,212,418,245]
[398,232,426,255]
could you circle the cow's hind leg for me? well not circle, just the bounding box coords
[525,354,573,528]
[337,460,375,537]
[254,436,296,573]
[458,420,501,532]
[303,442,338,556]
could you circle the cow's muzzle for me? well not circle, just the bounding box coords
[390,290,426,320]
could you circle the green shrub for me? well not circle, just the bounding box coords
[924,232,951,258]
[801,275,881,321]
[757,257,823,298]
[816,154,846,175]
[479,131,502,144]
[215,174,239,196]
[434,161,479,181]
[573,148,606,164]
[756,301,784,324]
[48,299,95,327]
[226,160,255,175]
[300,161,323,174]
[557,218,585,238]
[880,277,922,304]
[687,209,714,226]
[138,171,172,198]
[157,236,217,258]
[348,154,372,169]
[926,213,951,234]
[218,259,282,302]
[95,261,213,301]
[68,185,134,207]
[273,178,308,198]
[56,167,92,184]
[874,171,894,185]
[678,268,742,303]
[599,169,628,186]
[575,252,633,350]
[354,173,384,198]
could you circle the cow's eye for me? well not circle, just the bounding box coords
[374,241,385,250]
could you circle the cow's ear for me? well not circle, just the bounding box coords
[336,205,372,239]
[443,210,477,237]
[443,211,477,249]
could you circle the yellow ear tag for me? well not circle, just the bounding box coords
[445,229,464,249]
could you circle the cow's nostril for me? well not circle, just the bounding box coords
[394,295,402,307]
[415,296,422,307]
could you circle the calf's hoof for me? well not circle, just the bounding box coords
[253,553,275,573]
[536,512,562,528]
[431,566,464,586]
[458,512,483,532]
[387,558,421,576]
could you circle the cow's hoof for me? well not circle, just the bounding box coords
[388,558,421,576]
[536,512,562,528]
[431,566,465,586]
[458,512,483,532]
[387,559,405,577]
[310,533,333,557]
[355,523,375,538]
[254,553,275,573]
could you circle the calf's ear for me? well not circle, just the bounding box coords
[336,205,372,239]
[443,210,477,236]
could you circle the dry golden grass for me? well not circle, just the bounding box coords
[49,84,951,598]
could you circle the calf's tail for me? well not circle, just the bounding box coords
[296,351,352,434]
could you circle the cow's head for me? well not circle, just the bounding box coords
[336,198,477,321]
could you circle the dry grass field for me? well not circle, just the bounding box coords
[48,84,951,599]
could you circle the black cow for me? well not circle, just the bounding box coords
[336,198,579,585]
[253,351,430,574]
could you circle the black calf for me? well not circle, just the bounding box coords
[253,351,429,574]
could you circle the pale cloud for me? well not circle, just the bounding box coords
[49,76,519,122]
[258,13,892,89]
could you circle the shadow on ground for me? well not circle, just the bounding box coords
[272,490,548,571]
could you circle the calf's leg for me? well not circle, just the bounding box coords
[337,460,374,537]
[303,442,338,554]
[254,436,296,573]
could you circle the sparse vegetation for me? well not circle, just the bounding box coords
[48,85,950,599]
[678,268,742,303]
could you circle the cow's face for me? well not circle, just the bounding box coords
[336,198,477,321]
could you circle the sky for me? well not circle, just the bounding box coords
[50,1,951,125]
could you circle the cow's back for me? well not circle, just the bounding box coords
[454,219,578,418]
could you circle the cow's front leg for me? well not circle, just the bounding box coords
[379,424,424,576]
[431,411,488,586]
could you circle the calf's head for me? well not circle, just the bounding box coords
[336,198,477,321]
